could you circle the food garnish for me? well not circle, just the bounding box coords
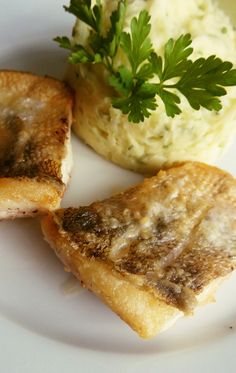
[55,0,236,123]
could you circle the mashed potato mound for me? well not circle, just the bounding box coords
[68,0,236,174]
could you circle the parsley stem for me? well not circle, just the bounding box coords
[104,56,115,75]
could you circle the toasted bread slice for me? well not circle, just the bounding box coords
[0,70,73,218]
[42,162,236,339]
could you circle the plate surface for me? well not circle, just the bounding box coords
[0,1,236,372]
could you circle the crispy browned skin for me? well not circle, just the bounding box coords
[42,162,236,337]
[0,70,73,217]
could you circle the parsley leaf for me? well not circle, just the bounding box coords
[106,0,127,57]
[112,82,157,123]
[120,10,153,75]
[64,0,102,32]
[156,87,181,117]
[161,34,193,80]
[111,9,157,122]
[55,0,236,123]
[108,66,133,96]
[156,41,236,115]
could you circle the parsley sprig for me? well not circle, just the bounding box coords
[55,0,236,123]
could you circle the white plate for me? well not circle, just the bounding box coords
[0,1,236,372]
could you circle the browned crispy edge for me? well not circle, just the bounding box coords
[41,161,233,338]
[0,70,74,217]
[0,69,74,89]
[42,213,184,339]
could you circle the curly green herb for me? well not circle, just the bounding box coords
[55,0,236,123]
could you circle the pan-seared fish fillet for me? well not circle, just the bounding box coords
[0,70,73,219]
[42,162,236,339]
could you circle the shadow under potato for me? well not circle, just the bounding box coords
[0,44,68,79]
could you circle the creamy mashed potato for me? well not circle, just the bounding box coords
[68,0,236,174]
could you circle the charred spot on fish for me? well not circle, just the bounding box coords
[117,254,154,275]
[0,116,23,174]
[61,117,68,125]
[23,140,37,161]
[62,207,104,234]
[154,219,174,243]
[5,115,23,133]
[54,126,67,144]
[86,244,110,259]
[38,159,61,181]
[11,163,40,178]
[0,148,40,177]
[0,153,16,174]
[152,279,196,312]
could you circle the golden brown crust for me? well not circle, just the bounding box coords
[0,178,61,218]
[0,70,74,217]
[42,214,181,339]
[42,162,236,337]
